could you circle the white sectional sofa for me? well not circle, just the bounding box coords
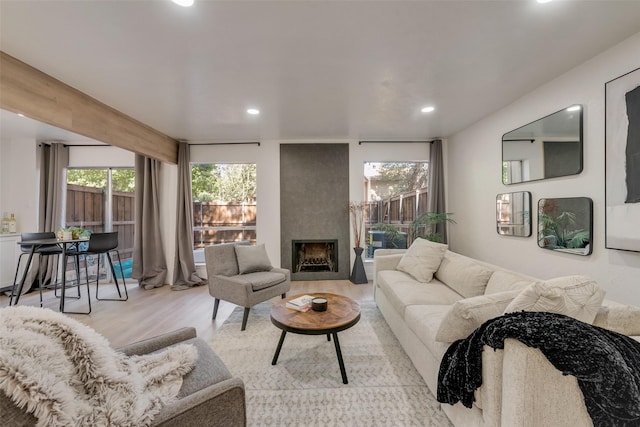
[373,244,640,427]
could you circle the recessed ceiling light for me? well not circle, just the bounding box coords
[421,106,435,113]
[537,0,552,3]
[247,108,260,115]
[172,0,194,7]
[566,105,581,112]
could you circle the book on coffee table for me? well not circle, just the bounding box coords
[286,295,314,312]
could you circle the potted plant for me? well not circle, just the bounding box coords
[57,226,91,240]
[368,212,455,251]
[409,212,456,244]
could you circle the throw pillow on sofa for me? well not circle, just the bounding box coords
[484,270,533,295]
[396,238,448,283]
[435,289,522,342]
[435,253,495,298]
[593,301,640,336]
[504,275,605,324]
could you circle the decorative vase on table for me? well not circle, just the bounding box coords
[350,247,368,284]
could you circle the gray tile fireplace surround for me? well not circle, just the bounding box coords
[280,143,350,280]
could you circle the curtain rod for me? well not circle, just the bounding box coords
[38,143,112,147]
[63,144,113,147]
[187,142,261,146]
[358,140,435,145]
[503,139,535,143]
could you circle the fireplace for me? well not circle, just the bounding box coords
[292,240,338,273]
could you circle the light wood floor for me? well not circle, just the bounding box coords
[1,279,374,348]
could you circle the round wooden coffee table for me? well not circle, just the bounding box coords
[270,292,361,384]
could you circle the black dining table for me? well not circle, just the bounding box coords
[13,236,90,313]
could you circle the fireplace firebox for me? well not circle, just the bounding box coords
[292,240,338,273]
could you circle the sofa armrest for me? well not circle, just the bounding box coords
[153,377,246,427]
[117,327,198,356]
[477,345,504,427]
[374,249,407,257]
[374,253,404,274]
[499,339,592,427]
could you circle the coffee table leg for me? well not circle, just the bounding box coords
[272,330,287,365]
[332,332,348,384]
[327,333,331,341]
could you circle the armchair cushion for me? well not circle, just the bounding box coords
[206,242,249,276]
[233,270,287,291]
[235,243,273,274]
[121,328,234,398]
[175,338,233,398]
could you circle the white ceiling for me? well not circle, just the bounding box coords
[1,0,640,145]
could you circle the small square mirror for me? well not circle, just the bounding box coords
[538,197,593,256]
[496,191,531,237]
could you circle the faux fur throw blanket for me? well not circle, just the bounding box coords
[0,306,198,427]
[437,311,640,427]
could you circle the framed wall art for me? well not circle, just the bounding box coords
[605,67,640,252]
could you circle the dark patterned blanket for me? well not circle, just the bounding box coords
[437,311,640,427]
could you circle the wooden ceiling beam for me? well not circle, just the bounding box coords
[0,51,178,164]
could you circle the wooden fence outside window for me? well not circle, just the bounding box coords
[65,184,135,261]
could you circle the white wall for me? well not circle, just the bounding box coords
[447,32,640,306]
[0,138,39,233]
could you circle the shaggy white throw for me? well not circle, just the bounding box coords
[0,306,198,427]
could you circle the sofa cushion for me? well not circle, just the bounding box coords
[593,300,640,336]
[235,243,273,274]
[484,270,533,295]
[435,290,522,343]
[396,238,448,283]
[377,270,463,317]
[232,271,286,291]
[404,305,452,361]
[505,275,605,324]
[435,251,495,298]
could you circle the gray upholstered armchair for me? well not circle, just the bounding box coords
[2,327,246,427]
[205,242,291,330]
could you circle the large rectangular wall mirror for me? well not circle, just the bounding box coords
[502,105,583,184]
[496,191,531,237]
[538,197,593,256]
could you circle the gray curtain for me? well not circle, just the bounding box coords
[35,142,68,286]
[172,142,204,290]
[427,139,447,243]
[132,154,168,289]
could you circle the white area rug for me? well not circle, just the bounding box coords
[209,300,453,426]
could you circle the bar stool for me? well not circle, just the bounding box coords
[70,232,128,302]
[10,232,62,307]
